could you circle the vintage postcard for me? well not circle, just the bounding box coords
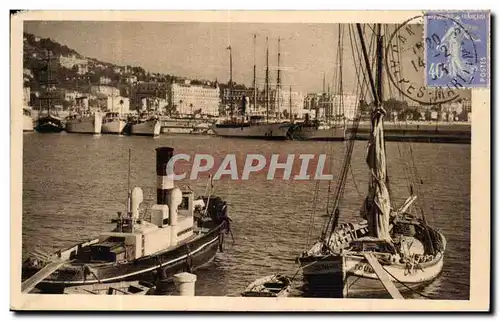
[10,10,490,311]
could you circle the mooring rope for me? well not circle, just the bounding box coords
[380,265,434,299]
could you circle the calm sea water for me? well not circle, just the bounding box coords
[22,133,470,299]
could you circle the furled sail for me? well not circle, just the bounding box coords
[362,106,391,240]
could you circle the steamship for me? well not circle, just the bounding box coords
[66,111,103,135]
[125,113,161,137]
[21,147,231,293]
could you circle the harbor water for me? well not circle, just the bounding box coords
[22,133,470,299]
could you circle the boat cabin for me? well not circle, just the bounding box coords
[74,188,196,263]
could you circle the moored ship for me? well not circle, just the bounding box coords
[291,118,346,141]
[65,111,103,135]
[23,107,34,132]
[213,116,292,140]
[35,112,65,133]
[21,147,232,293]
[101,112,127,135]
[126,114,161,137]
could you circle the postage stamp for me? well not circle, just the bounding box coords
[424,11,490,88]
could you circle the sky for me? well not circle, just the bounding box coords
[25,21,343,94]
[24,20,470,102]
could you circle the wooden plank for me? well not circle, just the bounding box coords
[21,261,66,294]
[363,253,404,299]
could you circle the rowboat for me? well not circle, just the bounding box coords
[241,274,291,297]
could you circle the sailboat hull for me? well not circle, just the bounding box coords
[300,252,444,298]
[213,122,292,140]
[299,220,447,298]
[343,252,444,297]
[35,115,65,133]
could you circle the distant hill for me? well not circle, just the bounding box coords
[23,32,241,93]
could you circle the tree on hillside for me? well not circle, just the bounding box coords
[383,98,408,114]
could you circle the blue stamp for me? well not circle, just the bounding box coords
[425,11,490,88]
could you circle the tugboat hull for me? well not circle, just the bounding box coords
[22,222,224,293]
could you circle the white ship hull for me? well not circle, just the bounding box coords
[130,119,161,137]
[292,125,346,141]
[66,113,103,135]
[213,122,292,139]
[102,119,126,134]
[23,114,34,132]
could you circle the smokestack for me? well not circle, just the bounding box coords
[156,147,175,205]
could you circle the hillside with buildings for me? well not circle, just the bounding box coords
[22,32,471,122]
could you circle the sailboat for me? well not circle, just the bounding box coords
[34,51,65,133]
[212,35,293,140]
[297,24,446,298]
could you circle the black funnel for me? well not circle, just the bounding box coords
[156,147,174,176]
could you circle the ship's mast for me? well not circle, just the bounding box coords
[265,37,269,123]
[253,34,257,114]
[38,50,56,117]
[357,23,392,240]
[276,37,281,120]
[227,45,233,118]
[289,86,292,122]
[322,72,325,94]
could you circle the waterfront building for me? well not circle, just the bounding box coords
[169,82,220,116]
[23,87,30,106]
[131,81,169,110]
[90,85,120,97]
[271,89,305,119]
[333,94,358,120]
[96,94,130,113]
[99,76,112,85]
[125,75,138,85]
[57,54,88,75]
[220,84,253,110]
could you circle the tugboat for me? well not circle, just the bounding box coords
[21,147,232,293]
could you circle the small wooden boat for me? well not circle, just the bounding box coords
[64,281,155,295]
[241,274,291,297]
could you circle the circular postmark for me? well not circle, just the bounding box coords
[385,13,478,105]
